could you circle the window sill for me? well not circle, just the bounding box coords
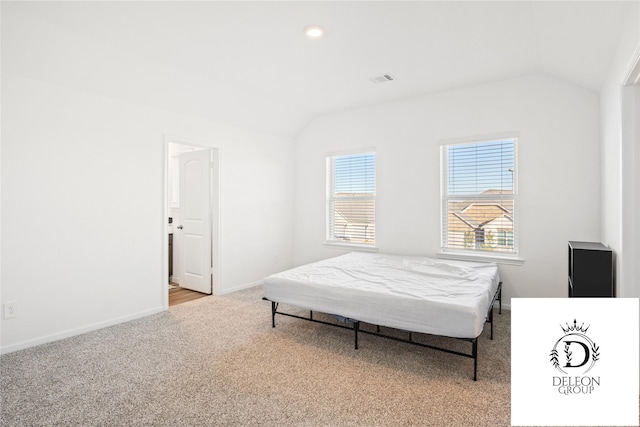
[324,241,379,252]
[437,250,524,266]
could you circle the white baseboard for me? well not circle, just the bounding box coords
[499,302,511,311]
[0,306,165,355]
[220,280,263,295]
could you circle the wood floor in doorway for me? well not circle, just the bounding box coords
[169,285,208,306]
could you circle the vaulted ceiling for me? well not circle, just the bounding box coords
[3,1,634,136]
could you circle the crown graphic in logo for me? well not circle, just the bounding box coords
[560,319,590,334]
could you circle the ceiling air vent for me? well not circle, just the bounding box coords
[369,73,396,84]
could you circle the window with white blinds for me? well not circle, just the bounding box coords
[441,138,517,255]
[327,152,376,245]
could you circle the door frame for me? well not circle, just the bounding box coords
[162,135,220,309]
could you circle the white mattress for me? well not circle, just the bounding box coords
[263,252,500,339]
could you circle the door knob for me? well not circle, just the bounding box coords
[177,225,183,230]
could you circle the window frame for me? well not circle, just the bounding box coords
[438,135,523,265]
[325,150,377,250]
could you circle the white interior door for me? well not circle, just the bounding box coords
[178,149,212,294]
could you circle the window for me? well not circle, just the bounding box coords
[326,152,376,246]
[441,138,517,256]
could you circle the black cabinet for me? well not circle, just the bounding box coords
[568,241,613,297]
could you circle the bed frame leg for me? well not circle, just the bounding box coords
[354,321,360,350]
[471,338,478,381]
[487,281,502,340]
[271,301,277,328]
[472,338,478,381]
[490,307,494,340]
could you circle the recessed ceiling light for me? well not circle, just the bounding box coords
[304,25,324,40]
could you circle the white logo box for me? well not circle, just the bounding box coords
[511,298,639,426]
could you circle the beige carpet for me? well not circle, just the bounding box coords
[1,286,511,426]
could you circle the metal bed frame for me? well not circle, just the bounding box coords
[264,281,502,381]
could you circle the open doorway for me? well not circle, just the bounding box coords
[165,138,220,307]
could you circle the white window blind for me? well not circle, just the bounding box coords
[327,152,376,245]
[441,138,517,255]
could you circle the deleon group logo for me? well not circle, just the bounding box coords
[549,319,601,395]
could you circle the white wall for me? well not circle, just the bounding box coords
[0,13,294,352]
[293,75,602,306]
[600,2,640,297]
[0,74,294,353]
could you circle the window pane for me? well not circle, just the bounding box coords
[331,199,376,243]
[333,153,376,195]
[447,140,515,195]
[445,199,514,252]
[328,152,376,245]
[442,139,516,254]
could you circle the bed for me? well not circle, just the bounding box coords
[263,252,502,380]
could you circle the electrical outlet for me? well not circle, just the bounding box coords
[4,301,18,319]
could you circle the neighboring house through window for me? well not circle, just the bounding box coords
[441,137,517,256]
[326,151,376,246]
